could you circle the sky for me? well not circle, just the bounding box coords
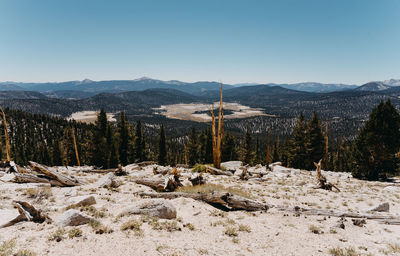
[0,0,400,85]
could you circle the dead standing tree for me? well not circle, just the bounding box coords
[315,159,340,192]
[0,107,11,161]
[210,83,224,169]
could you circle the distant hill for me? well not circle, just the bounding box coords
[6,78,234,96]
[0,91,47,99]
[355,82,391,91]
[278,82,357,93]
[0,84,24,91]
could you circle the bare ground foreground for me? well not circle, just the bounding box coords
[1,162,400,256]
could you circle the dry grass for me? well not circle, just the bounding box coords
[14,249,37,256]
[68,228,83,238]
[177,183,252,198]
[329,247,360,256]
[48,228,66,242]
[0,239,16,256]
[224,226,238,237]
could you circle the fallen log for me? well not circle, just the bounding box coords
[135,175,182,192]
[29,161,80,186]
[139,191,269,211]
[0,201,47,228]
[137,161,157,167]
[277,206,400,225]
[206,166,233,176]
[189,173,205,186]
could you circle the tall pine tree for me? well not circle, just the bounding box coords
[158,124,167,166]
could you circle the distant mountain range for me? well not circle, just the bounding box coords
[1,78,399,98]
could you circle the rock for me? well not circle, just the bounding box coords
[352,219,366,227]
[67,195,96,208]
[383,186,398,192]
[367,202,389,212]
[56,209,92,226]
[121,199,177,219]
[96,173,120,188]
[221,161,242,171]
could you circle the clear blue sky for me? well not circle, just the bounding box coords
[1,0,399,84]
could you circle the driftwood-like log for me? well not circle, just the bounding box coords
[139,191,269,211]
[0,201,47,228]
[135,174,182,192]
[285,206,400,225]
[29,161,80,186]
[206,166,233,176]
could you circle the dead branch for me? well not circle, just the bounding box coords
[29,161,80,186]
[206,166,233,176]
[0,201,47,228]
[314,160,340,192]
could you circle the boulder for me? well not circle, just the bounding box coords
[56,209,92,226]
[67,195,96,208]
[96,173,120,188]
[221,161,242,171]
[367,202,389,213]
[120,199,176,219]
[383,186,398,192]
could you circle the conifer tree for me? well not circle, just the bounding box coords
[222,131,236,162]
[352,100,400,180]
[241,126,253,165]
[305,112,325,170]
[118,111,129,165]
[187,127,198,166]
[91,109,109,168]
[134,120,145,162]
[158,124,167,166]
[288,113,307,169]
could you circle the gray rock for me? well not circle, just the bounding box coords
[383,186,398,192]
[67,195,96,208]
[121,199,177,219]
[367,202,389,212]
[56,209,92,226]
[96,173,120,188]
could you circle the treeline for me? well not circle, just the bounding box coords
[1,100,399,181]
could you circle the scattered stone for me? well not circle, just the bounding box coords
[56,209,92,226]
[120,199,177,219]
[96,173,120,188]
[352,219,366,227]
[367,202,389,213]
[67,195,96,208]
[221,161,242,171]
[383,186,398,192]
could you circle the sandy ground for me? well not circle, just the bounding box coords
[154,102,272,122]
[0,163,400,256]
[68,111,117,124]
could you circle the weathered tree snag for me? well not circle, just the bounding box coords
[206,166,233,176]
[210,84,224,169]
[139,191,269,211]
[14,173,52,184]
[115,164,127,176]
[0,201,47,228]
[29,161,80,186]
[0,107,11,161]
[314,160,340,192]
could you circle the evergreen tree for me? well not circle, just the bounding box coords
[91,109,109,168]
[134,120,145,162]
[158,125,167,166]
[205,129,213,163]
[352,100,400,180]
[118,111,129,165]
[272,139,280,162]
[222,131,236,162]
[254,137,263,165]
[305,112,325,170]
[288,113,307,169]
[241,126,253,165]
[187,127,198,166]
[52,141,62,166]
